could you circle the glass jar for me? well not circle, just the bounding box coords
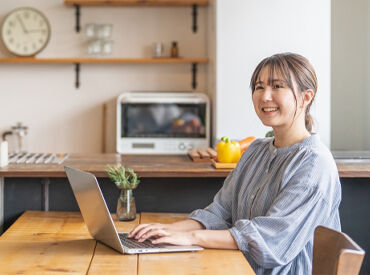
[116,189,136,221]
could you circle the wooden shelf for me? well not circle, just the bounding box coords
[0,57,208,64]
[64,0,208,7]
[0,57,208,89]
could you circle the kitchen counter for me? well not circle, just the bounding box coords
[0,153,370,178]
[0,153,369,273]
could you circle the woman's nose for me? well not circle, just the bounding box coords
[261,87,273,101]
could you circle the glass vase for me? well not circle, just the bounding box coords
[116,189,136,221]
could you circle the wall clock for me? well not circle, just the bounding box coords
[1,7,51,57]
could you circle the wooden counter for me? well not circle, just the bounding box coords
[0,153,370,178]
[0,154,230,178]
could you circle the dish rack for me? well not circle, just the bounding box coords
[8,152,69,164]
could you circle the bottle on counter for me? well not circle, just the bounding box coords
[171,41,179,58]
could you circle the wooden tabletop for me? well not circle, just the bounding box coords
[0,153,369,178]
[0,211,254,274]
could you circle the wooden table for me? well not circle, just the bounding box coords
[0,211,254,274]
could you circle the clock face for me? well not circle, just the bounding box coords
[1,7,51,57]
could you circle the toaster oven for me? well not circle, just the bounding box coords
[105,92,210,154]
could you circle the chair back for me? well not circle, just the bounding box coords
[313,225,365,275]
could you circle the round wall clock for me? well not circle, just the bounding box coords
[1,7,51,57]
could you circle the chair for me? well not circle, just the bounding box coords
[313,225,365,275]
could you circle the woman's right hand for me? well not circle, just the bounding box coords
[128,223,173,240]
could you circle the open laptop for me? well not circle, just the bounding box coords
[64,166,203,254]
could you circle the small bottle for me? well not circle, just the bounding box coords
[171,41,179,58]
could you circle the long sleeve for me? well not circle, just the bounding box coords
[188,167,236,229]
[229,155,340,269]
[189,135,341,274]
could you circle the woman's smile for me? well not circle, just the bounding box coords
[262,107,279,113]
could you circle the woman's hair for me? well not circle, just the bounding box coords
[250,53,318,133]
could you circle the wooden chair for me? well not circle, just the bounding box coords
[313,225,365,275]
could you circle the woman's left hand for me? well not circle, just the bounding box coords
[138,228,197,246]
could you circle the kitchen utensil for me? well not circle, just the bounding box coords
[2,122,28,154]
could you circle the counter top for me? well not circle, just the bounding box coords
[0,154,231,178]
[0,153,369,178]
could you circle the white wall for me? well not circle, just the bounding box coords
[0,0,208,153]
[214,0,331,147]
[331,0,370,150]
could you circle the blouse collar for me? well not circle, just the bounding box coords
[268,134,319,155]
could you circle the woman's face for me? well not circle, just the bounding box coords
[252,66,303,131]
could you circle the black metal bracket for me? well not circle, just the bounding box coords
[192,4,198,33]
[75,63,80,89]
[192,63,197,89]
[74,4,81,32]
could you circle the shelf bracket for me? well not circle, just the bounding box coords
[192,63,197,89]
[75,63,80,89]
[74,4,81,32]
[192,4,198,33]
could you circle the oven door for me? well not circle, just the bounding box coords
[117,99,209,154]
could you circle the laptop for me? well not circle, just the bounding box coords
[64,166,203,254]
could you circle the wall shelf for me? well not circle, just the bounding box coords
[0,57,208,64]
[0,57,208,89]
[64,0,208,7]
[64,0,208,32]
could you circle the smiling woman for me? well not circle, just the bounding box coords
[251,53,316,148]
[128,53,341,275]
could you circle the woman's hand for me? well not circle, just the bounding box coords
[128,223,173,240]
[150,230,196,246]
[128,223,197,246]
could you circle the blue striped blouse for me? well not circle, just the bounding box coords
[189,135,341,275]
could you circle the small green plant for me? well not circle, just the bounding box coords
[105,163,140,190]
[265,130,274,137]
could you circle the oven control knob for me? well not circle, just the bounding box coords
[178,142,186,151]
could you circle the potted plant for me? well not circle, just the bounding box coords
[105,163,140,221]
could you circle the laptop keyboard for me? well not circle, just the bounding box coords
[119,233,165,249]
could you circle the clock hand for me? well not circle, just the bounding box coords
[16,15,28,34]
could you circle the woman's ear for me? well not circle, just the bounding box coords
[301,89,314,108]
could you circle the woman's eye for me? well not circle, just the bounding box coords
[273,84,283,89]
[255,86,264,90]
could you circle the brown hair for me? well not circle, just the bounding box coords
[250,53,318,133]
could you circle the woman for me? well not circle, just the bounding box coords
[129,53,341,274]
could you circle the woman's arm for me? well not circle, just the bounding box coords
[138,228,238,250]
[128,219,204,239]
[191,229,238,249]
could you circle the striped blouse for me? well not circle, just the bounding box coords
[189,134,341,275]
